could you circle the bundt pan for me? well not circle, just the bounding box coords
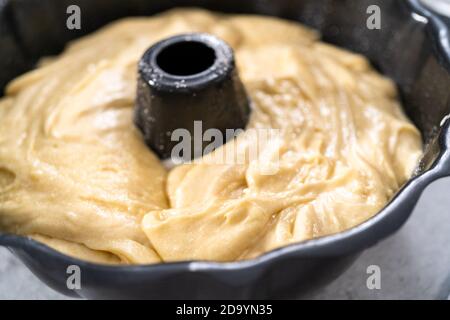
[0,0,450,299]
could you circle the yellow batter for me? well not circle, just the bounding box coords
[0,9,422,264]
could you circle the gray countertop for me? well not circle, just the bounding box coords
[1,178,450,300]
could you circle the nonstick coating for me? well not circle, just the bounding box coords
[0,0,449,299]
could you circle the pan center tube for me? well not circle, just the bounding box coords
[135,33,250,161]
